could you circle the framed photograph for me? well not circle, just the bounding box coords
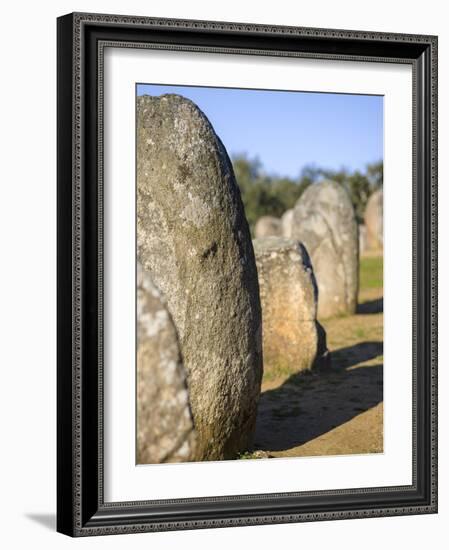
[57,12,438,536]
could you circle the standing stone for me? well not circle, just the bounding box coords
[359,224,367,256]
[253,237,329,375]
[137,264,197,464]
[137,94,263,461]
[364,189,383,250]
[254,215,282,238]
[292,180,359,319]
[281,209,294,238]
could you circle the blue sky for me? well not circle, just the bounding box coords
[137,84,383,179]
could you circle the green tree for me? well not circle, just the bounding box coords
[232,154,315,232]
[346,171,371,222]
[366,160,383,190]
[232,154,383,231]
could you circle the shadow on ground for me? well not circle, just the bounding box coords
[254,341,383,453]
[357,298,383,314]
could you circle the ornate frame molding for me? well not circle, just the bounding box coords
[57,12,438,536]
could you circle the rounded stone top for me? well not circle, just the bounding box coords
[252,237,314,273]
[367,188,383,202]
[252,236,320,334]
[137,93,205,117]
[252,236,300,255]
[298,179,353,209]
[364,189,383,217]
[137,93,222,160]
[136,94,220,140]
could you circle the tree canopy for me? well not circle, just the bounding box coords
[231,155,383,232]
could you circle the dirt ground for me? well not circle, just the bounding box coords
[252,257,383,458]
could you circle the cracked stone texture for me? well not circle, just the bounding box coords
[292,180,359,319]
[254,215,282,238]
[137,264,197,464]
[137,94,263,460]
[364,189,383,251]
[253,237,330,375]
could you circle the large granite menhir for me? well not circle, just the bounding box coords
[253,237,329,376]
[292,180,359,319]
[137,94,263,461]
[137,264,197,464]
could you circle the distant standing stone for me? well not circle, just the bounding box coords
[292,180,359,319]
[137,264,197,464]
[359,224,367,256]
[364,189,383,250]
[281,209,294,238]
[255,215,282,238]
[137,94,263,461]
[253,237,330,375]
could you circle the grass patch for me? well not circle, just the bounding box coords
[263,362,298,382]
[359,255,383,290]
[236,450,271,460]
[263,362,318,385]
[237,451,258,459]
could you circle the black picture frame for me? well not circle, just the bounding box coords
[57,12,438,537]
